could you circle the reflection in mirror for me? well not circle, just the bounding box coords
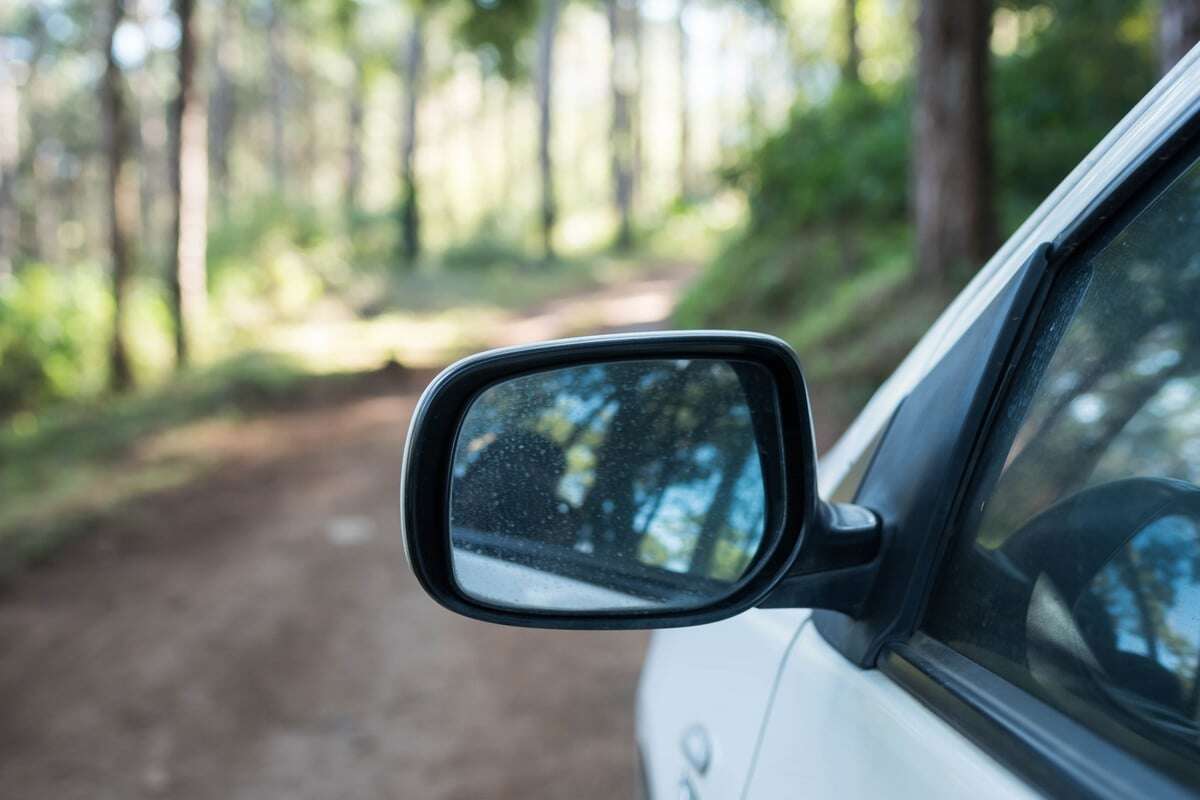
[1076,513,1200,746]
[449,359,775,613]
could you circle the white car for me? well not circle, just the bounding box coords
[403,46,1200,799]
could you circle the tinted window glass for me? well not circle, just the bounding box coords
[924,154,1200,779]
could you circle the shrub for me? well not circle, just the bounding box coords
[0,264,111,416]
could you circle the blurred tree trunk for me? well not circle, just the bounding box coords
[209,0,239,218]
[1159,0,1200,74]
[631,0,643,213]
[913,0,995,287]
[168,0,209,367]
[536,0,561,262]
[296,38,320,199]
[16,23,50,264]
[103,0,134,391]
[0,47,18,277]
[843,0,861,83]
[31,152,59,264]
[690,449,742,575]
[267,0,287,195]
[607,0,635,251]
[676,0,693,201]
[345,50,365,223]
[399,10,425,264]
[500,83,517,210]
[132,60,163,259]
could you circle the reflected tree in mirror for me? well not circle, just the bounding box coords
[449,359,775,613]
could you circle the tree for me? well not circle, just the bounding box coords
[267,0,288,194]
[335,0,366,222]
[843,0,860,83]
[452,0,540,221]
[535,0,561,261]
[676,0,694,201]
[913,0,995,287]
[102,0,135,390]
[209,0,239,217]
[607,0,636,250]
[399,8,425,264]
[0,42,18,277]
[168,0,209,366]
[1159,0,1200,74]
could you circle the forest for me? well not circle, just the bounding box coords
[0,0,1198,564]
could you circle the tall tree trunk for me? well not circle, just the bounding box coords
[209,0,238,218]
[31,150,59,264]
[1159,0,1200,74]
[267,0,287,195]
[631,0,643,213]
[399,10,424,265]
[345,50,365,223]
[843,0,861,83]
[296,36,319,199]
[0,46,18,277]
[103,0,135,390]
[500,83,516,210]
[913,0,994,287]
[536,0,561,262]
[689,449,744,575]
[676,0,693,202]
[168,0,209,367]
[132,60,161,259]
[607,0,635,251]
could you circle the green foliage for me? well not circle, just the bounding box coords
[206,198,351,336]
[679,0,1162,438]
[728,81,910,238]
[453,0,540,80]
[0,265,112,416]
[676,84,911,336]
[0,350,316,575]
[0,264,186,416]
[993,0,1156,229]
[438,226,535,271]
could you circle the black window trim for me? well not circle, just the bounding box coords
[877,99,1200,799]
[882,635,1192,800]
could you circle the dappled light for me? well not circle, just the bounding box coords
[1,0,1196,796]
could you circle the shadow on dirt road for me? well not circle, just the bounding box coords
[0,270,695,800]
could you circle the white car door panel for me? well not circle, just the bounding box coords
[743,624,1037,800]
[637,609,809,800]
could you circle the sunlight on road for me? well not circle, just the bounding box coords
[258,270,693,373]
[492,278,683,347]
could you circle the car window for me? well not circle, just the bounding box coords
[922,150,1200,782]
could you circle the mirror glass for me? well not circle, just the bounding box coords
[449,358,775,613]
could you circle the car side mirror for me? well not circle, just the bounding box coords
[401,332,882,629]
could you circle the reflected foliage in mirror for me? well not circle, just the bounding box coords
[449,359,775,612]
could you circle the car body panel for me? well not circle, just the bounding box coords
[744,625,1037,800]
[636,609,809,799]
[637,43,1200,800]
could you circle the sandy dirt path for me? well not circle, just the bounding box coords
[0,270,694,800]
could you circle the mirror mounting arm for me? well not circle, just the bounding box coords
[756,502,883,617]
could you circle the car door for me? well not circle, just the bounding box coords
[743,62,1200,800]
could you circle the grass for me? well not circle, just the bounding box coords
[672,225,954,443]
[0,352,326,576]
[0,245,689,578]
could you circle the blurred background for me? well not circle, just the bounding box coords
[0,0,1197,797]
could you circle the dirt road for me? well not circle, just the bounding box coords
[0,272,692,800]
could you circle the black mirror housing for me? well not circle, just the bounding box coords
[400,331,880,629]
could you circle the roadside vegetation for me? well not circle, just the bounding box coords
[1,0,1197,572]
[677,0,1169,434]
